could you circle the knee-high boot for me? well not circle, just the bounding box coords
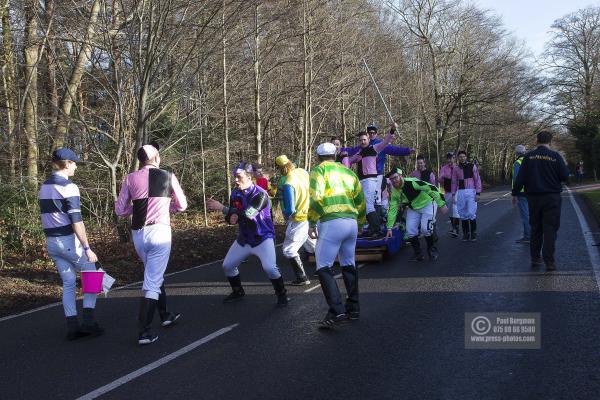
[408,237,424,261]
[288,255,310,285]
[341,266,359,319]
[157,284,181,326]
[270,276,289,306]
[469,219,477,241]
[366,211,382,237]
[461,220,471,241]
[317,267,346,316]
[138,297,158,345]
[425,235,439,260]
[223,274,245,303]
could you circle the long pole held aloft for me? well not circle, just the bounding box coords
[362,58,395,123]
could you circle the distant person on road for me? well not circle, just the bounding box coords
[511,145,531,244]
[512,131,570,271]
[451,151,482,241]
[39,148,104,340]
[275,154,315,286]
[308,142,366,328]
[575,161,584,184]
[411,155,437,186]
[116,142,188,345]
[207,162,289,306]
[439,152,460,237]
[386,169,448,261]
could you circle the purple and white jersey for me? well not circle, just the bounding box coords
[227,184,275,247]
[348,132,394,180]
[38,172,83,237]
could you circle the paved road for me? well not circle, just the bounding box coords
[2,186,600,400]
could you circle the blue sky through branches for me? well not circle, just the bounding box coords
[473,0,596,57]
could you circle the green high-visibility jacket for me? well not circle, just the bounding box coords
[512,156,525,193]
[387,177,446,229]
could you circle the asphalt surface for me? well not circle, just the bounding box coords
[2,186,600,400]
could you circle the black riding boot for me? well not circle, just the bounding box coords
[138,297,158,345]
[425,235,439,260]
[270,277,289,306]
[366,211,383,238]
[462,220,471,241]
[408,237,424,261]
[81,307,104,336]
[317,267,347,326]
[451,218,460,237]
[469,219,477,241]
[288,255,310,285]
[223,274,245,303]
[341,266,359,320]
[158,284,181,327]
[66,316,86,341]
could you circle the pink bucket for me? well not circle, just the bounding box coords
[81,271,104,294]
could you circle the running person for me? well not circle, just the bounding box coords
[275,154,316,285]
[39,148,104,340]
[116,143,188,345]
[451,151,482,241]
[439,152,460,237]
[385,169,448,261]
[308,142,366,328]
[207,162,289,306]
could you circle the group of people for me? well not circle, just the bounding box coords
[39,123,569,343]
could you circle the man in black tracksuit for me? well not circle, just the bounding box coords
[512,131,569,271]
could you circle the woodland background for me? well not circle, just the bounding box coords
[0,0,599,313]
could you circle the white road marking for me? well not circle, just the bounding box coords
[566,186,600,292]
[75,324,239,400]
[483,192,511,206]
[0,244,284,322]
[496,232,504,235]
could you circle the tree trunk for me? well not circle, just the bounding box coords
[253,2,262,165]
[24,0,40,185]
[223,0,231,198]
[44,0,59,131]
[54,0,101,149]
[0,0,16,182]
[198,86,208,227]
[302,0,310,168]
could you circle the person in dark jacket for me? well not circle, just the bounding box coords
[512,131,570,271]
